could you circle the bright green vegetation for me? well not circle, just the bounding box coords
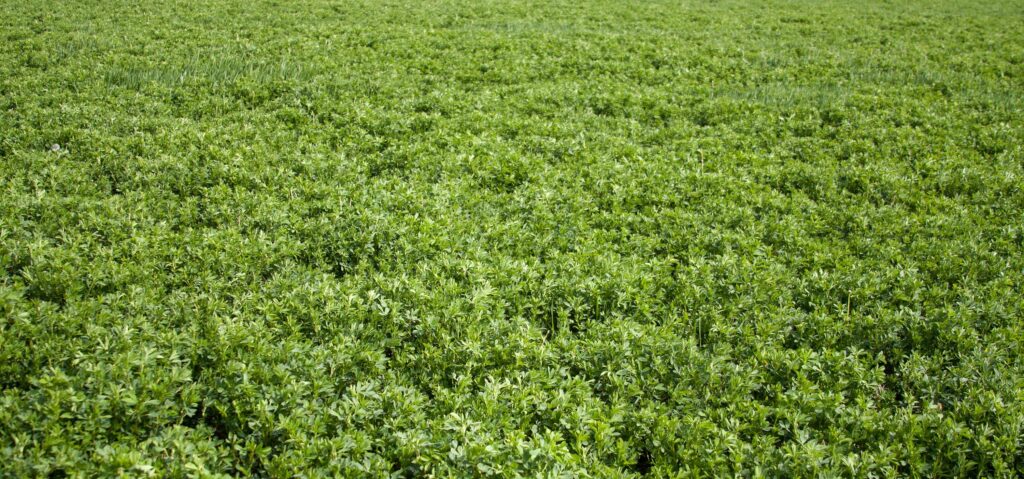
[2,0,1023,476]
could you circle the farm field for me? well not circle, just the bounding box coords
[1,0,1023,476]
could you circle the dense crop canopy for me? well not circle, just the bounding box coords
[1,0,1023,476]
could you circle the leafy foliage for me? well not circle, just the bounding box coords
[1,0,1023,476]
